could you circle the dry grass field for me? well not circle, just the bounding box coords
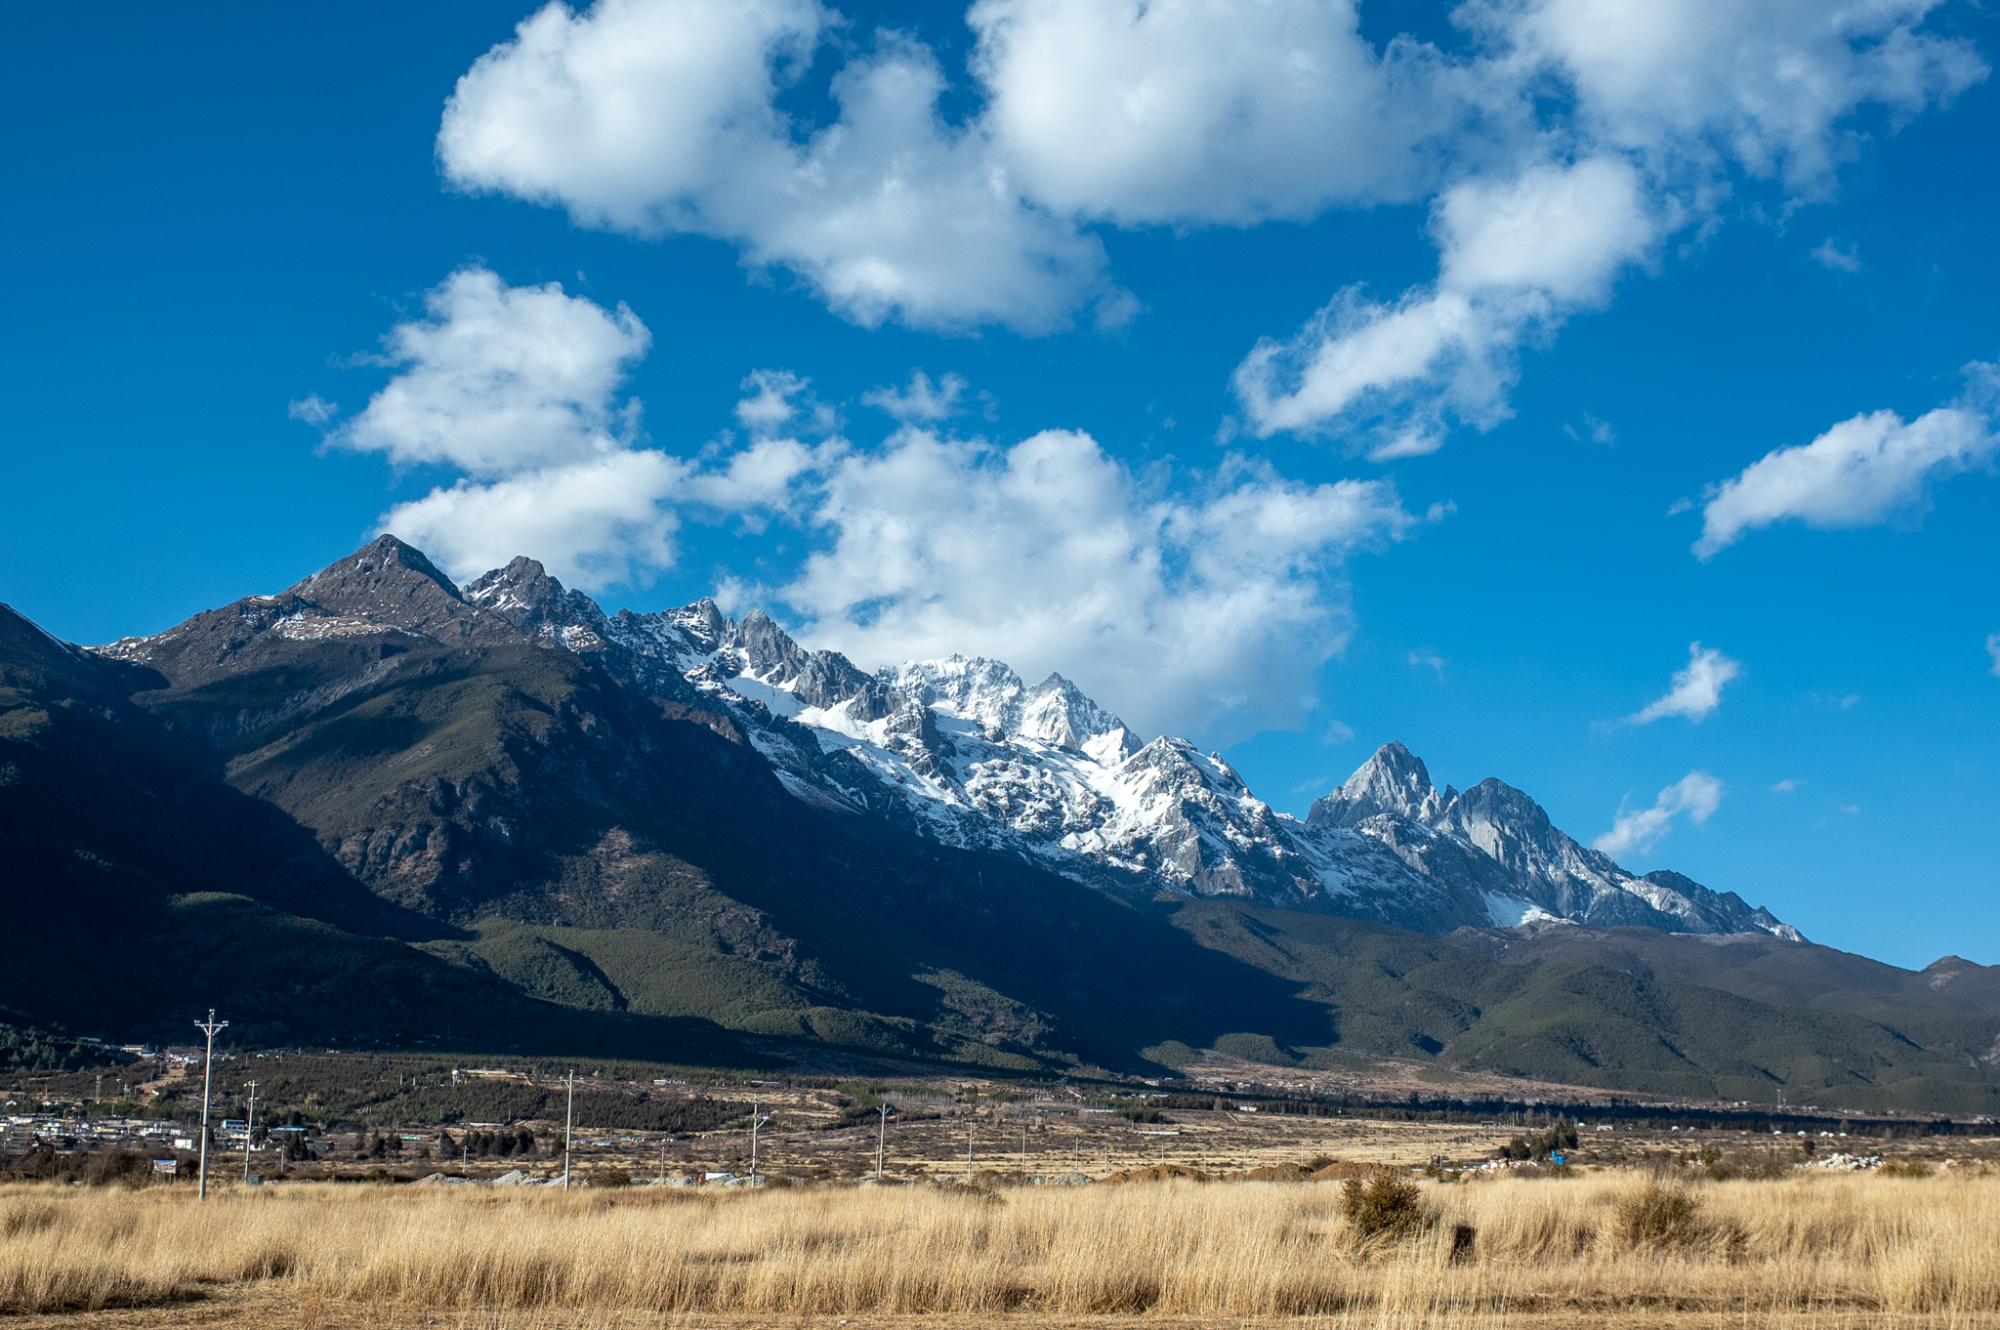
[6,1170,2000,1329]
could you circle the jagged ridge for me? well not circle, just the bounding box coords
[433,550,1801,942]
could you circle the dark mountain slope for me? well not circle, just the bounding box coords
[1448,923,2000,1069]
[0,600,753,1063]
[1171,903,2000,1113]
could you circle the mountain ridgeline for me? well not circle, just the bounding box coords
[3,535,1996,1111]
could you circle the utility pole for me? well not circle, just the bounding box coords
[562,1070,575,1190]
[1020,1123,1028,1180]
[658,1136,667,1185]
[193,1010,228,1201]
[749,1095,766,1182]
[967,1120,974,1183]
[243,1080,258,1183]
[876,1103,887,1181]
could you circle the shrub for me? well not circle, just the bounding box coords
[1618,1181,1705,1249]
[1339,1171,1431,1243]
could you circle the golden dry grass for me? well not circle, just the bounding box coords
[4,1172,1998,1323]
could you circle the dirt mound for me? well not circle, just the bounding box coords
[1103,1163,1212,1183]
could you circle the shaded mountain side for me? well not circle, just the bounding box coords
[4,595,1333,1067]
[1447,923,2000,1063]
[1164,903,2000,1114]
[141,627,1338,1066]
[0,603,758,1063]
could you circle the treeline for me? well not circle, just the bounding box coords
[0,1021,132,1074]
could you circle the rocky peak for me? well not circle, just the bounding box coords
[724,610,874,710]
[665,598,727,652]
[1309,741,1445,828]
[463,557,610,649]
[1018,672,1139,759]
[282,534,489,643]
[886,657,1027,736]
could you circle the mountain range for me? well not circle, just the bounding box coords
[4,536,1996,1110]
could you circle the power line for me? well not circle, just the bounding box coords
[192,1010,228,1201]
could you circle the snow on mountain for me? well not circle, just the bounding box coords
[457,556,1800,941]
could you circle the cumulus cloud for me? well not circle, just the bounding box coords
[1627,642,1742,725]
[1232,0,1983,442]
[1987,632,2000,677]
[387,451,689,592]
[767,428,1421,738]
[1594,770,1723,858]
[312,268,1425,734]
[331,266,651,477]
[312,267,681,590]
[1694,365,2000,558]
[438,0,1113,332]
[968,0,1447,226]
[432,0,1986,405]
[1234,156,1659,451]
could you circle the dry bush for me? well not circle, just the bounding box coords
[1339,1170,1432,1244]
[4,1170,2000,1318]
[1616,1180,1705,1249]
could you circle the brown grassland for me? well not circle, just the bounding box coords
[6,1171,2000,1330]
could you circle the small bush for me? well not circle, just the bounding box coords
[1340,1171,1431,1243]
[1618,1181,1705,1249]
[597,1168,632,1188]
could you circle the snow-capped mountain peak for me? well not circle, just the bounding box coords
[438,556,1800,944]
[1310,739,1449,827]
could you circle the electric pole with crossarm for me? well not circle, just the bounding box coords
[193,1010,228,1201]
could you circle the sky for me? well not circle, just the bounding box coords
[3,0,1997,969]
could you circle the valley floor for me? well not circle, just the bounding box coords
[12,1297,2000,1330]
[6,1172,2000,1326]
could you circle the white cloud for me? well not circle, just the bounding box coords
[967,0,1445,226]
[770,428,1420,738]
[1694,368,1999,558]
[1627,642,1742,724]
[1233,1,1983,443]
[1771,778,1801,793]
[1233,157,1660,450]
[433,0,1985,380]
[1462,0,1985,194]
[1987,632,2000,677]
[331,266,651,478]
[1594,770,1723,858]
[1408,649,1446,679]
[1565,414,1615,445]
[438,0,1112,333]
[316,268,1425,734]
[1812,239,1861,273]
[314,267,680,590]
[288,394,337,426]
[386,451,688,592]
[862,370,967,424]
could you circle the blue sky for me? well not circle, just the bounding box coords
[3,1,1997,968]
